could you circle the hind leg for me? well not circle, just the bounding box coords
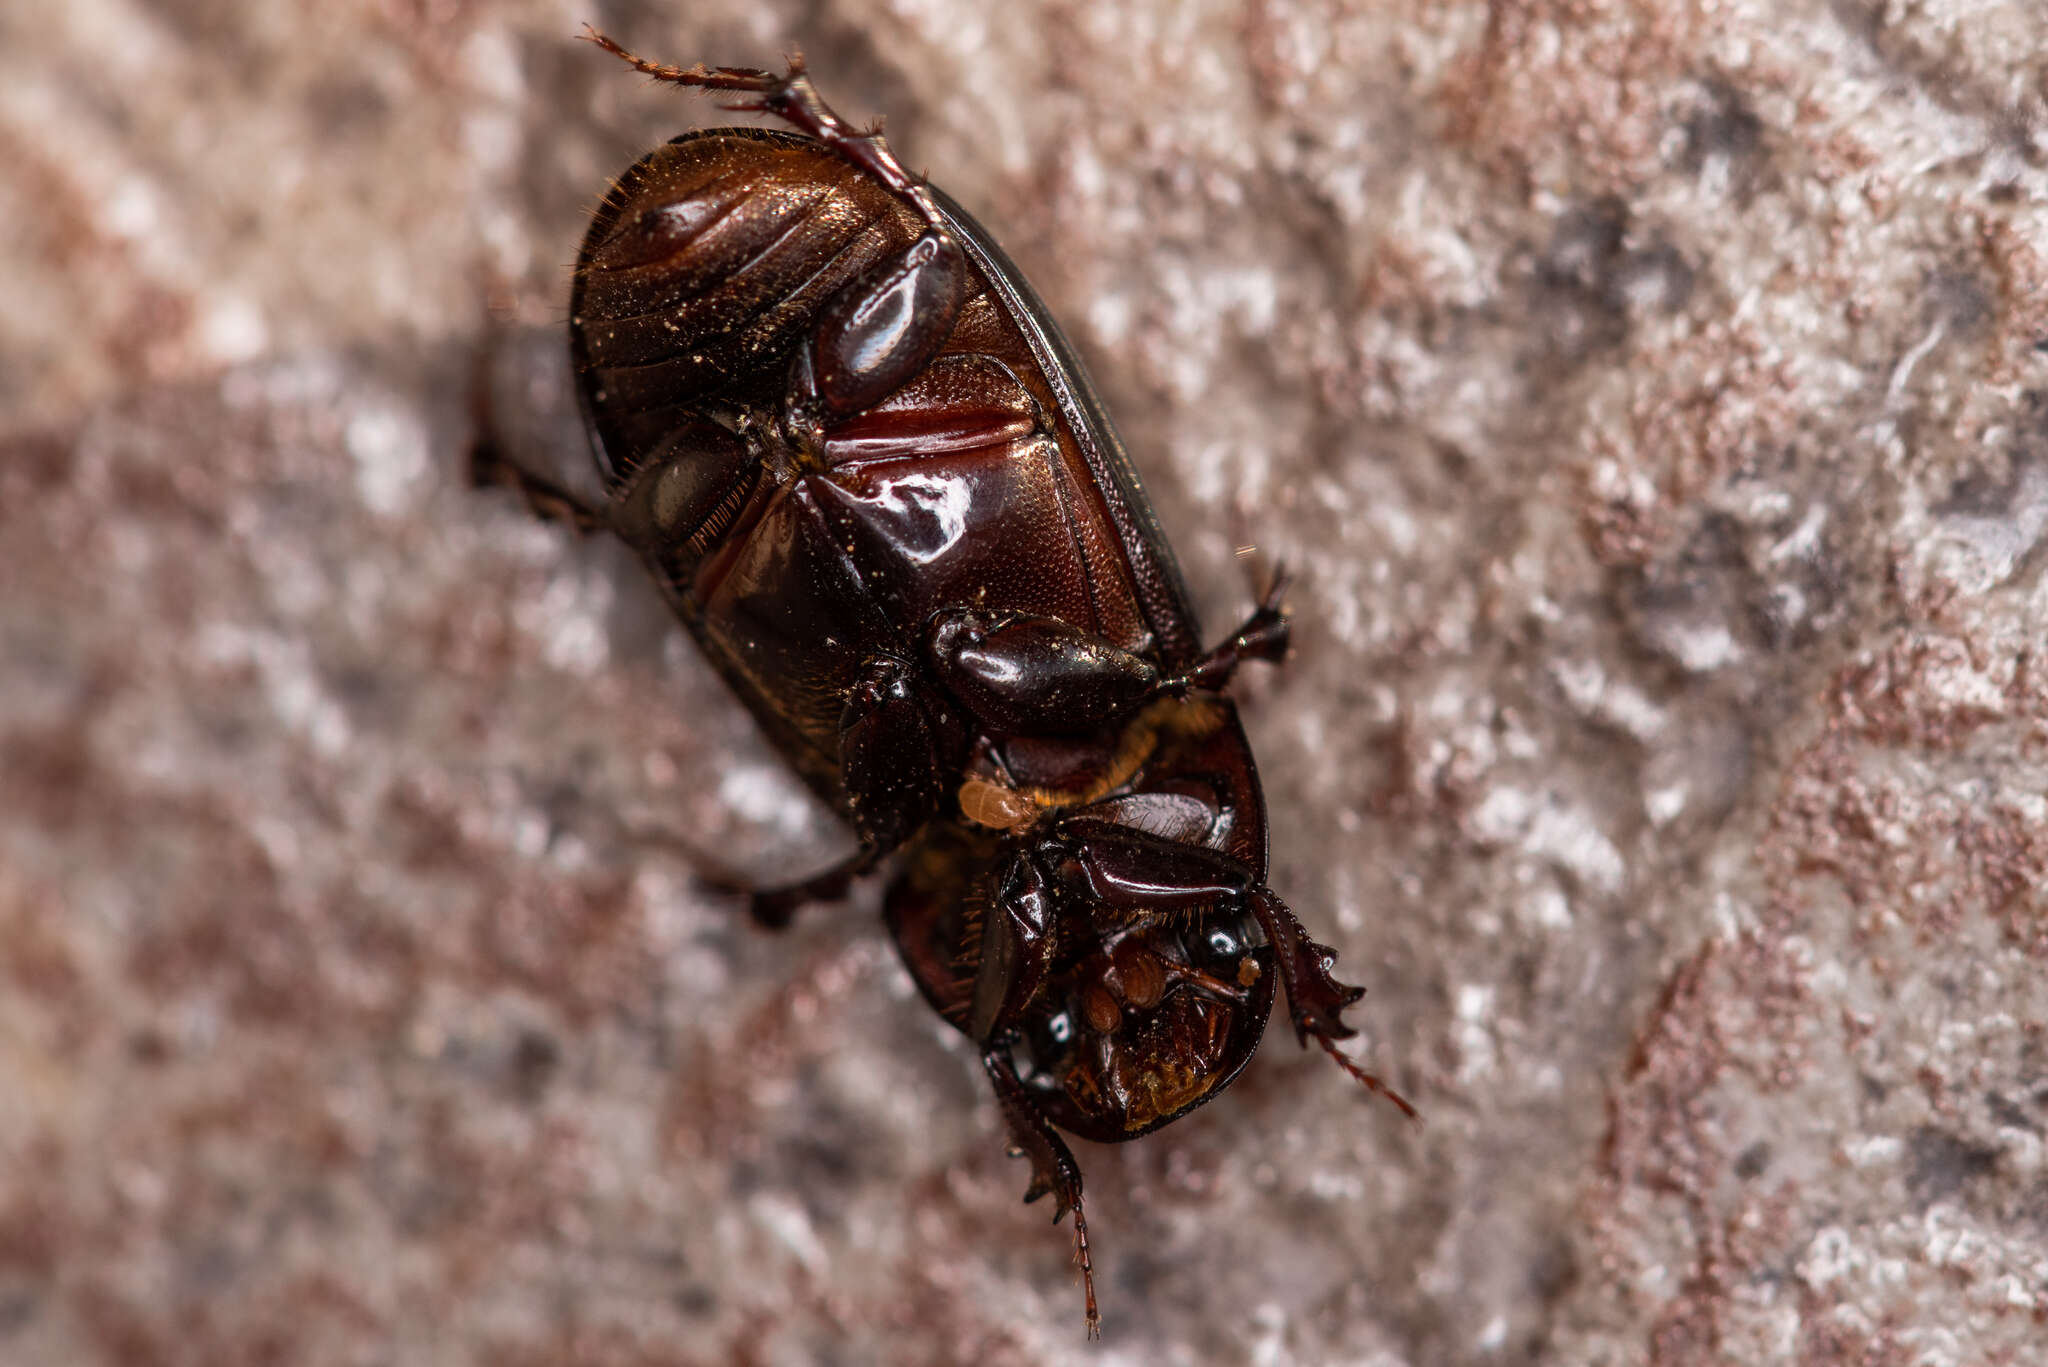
[584,29,968,426]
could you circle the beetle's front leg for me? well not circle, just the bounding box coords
[967,850,1058,1043]
[1244,886,1419,1119]
[1051,819,1354,1036]
[984,1045,1099,1338]
[968,851,1096,1334]
[699,655,950,928]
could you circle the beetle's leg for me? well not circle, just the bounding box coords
[921,575,1291,738]
[967,850,1060,1044]
[1160,566,1292,693]
[582,29,950,236]
[702,847,880,931]
[609,817,871,929]
[584,28,968,425]
[983,1046,1100,1338]
[1046,818,1418,1119]
[469,438,609,533]
[782,234,967,431]
[1049,817,1255,915]
[1051,817,1356,1037]
[467,333,760,551]
[1244,886,1418,1119]
[597,419,760,557]
[838,655,949,854]
[924,609,1161,737]
[687,655,949,928]
[468,343,609,532]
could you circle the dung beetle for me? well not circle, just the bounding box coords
[475,27,1415,1337]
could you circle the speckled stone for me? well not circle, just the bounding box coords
[5,2,2047,1364]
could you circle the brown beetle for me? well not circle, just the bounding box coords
[476,28,1415,1336]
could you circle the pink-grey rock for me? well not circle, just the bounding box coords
[4,2,2047,1363]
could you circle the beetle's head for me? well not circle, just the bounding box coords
[999,896,1279,1142]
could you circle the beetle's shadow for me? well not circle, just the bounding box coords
[468,321,678,670]
[462,321,854,887]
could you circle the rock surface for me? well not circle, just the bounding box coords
[5,2,2047,1363]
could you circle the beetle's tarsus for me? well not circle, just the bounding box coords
[1049,1183,1100,1335]
[1075,1197,1100,1339]
[985,1047,1099,1335]
[583,24,951,240]
[580,25,772,89]
[1316,1033,1420,1121]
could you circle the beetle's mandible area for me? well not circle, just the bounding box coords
[7,3,2048,1363]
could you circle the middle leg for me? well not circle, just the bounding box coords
[919,571,1295,739]
[689,652,952,928]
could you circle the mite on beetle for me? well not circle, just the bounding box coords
[474,26,1415,1336]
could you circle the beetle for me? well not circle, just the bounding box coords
[474,27,1416,1336]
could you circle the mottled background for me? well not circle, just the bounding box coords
[5,1,2048,1363]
